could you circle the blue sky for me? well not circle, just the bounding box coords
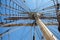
[0,0,60,40]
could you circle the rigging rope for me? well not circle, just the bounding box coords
[20,27,32,40]
[33,20,36,40]
[0,27,21,37]
[52,0,60,32]
[0,0,2,24]
[8,32,10,40]
[9,0,11,23]
[35,27,43,40]
[12,0,28,12]
[1,37,3,40]
[11,0,26,13]
[35,0,54,12]
[5,0,7,23]
[20,0,31,12]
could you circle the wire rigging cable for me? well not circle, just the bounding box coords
[20,27,32,40]
[10,0,26,12]
[0,37,3,40]
[9,0,11,21]
[12,0,28,12]
[20,0,31,12]
[0,27,21,37]
[52,0,60,32]
[5,0,7,23]
[35,0,54,12]
[0,0,30,24]
[8,32,10,40]
[0,0,2,24]
[33,21,36,40]
[33,29,35,40]
[0,1,25,13]
[0,0,59,40]
[35,27,42,40]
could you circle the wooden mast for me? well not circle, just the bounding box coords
[34,13,58,40]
